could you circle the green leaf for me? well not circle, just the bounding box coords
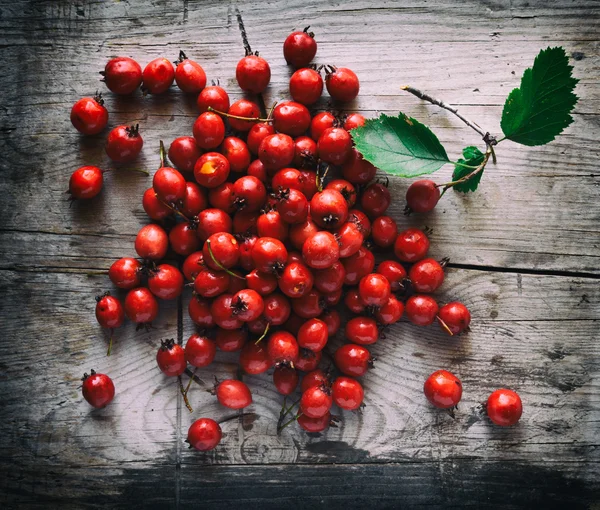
[351,113,449,177]
[501,46,578,146]
[452,146,485,193]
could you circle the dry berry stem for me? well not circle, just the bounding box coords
[207,106,271,123]
[159,140,167,168]
[254,322,270,344]
[184,367,198,395]
[107,329,114,356]
[178,375,193,413]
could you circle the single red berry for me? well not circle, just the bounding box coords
[169,222,201,256]
[394,228,430,263]
[69,166,103,200]
[409,258,445,293]
[182,252,204,281]
[181,182,207,218]
[109,257,142,289]
[298,412,330,433]
[263,294,292,326]
[313,260,345,294]
[156,339,186,377]
[376,295,404,325]
[326,67,360,102]
[215,328,247,352]
[310,111,336,141]
[237,234,258,270]
[193,112,225,150]
[245,269,277,296]
[124,287,159,325]
[273,365,299,395]
[228,271,248,294]
[361,183,391,218]
[267,331,299,365]
[406,179,440,213]
[274,188,309,225]
[211,293,243,330]
[371,216,398,247]
[293,136,318,168]
[258,134,295,171]
[348,209,371,237]
[236,54,271,93]
[252,237,288,275]
[376,260,406,292]
[148,264,184,300]
[168,136,202,173]
[297,317,329,352]
[278,261,314,298]
[438,302,471,335]
[233,210,259,235]
[102,57,142,95]
[283,27,317,68]
[188,295,215,328]
[326,179,356,207]
[273,101,311,137]
[323,288,342,307]
[82,370,115,408]
[317,127,352,165]
[272,168,303,191]
[221,136,251,173]
[343,113,365,131]
[301,369,329,393]
[289,218,319,250]
[135,224,168,260]
[197,208,232,241]
[342,246,375,286]
[232,175,267,212]
[246,124,275,158]
[487,389,523,426]
[231,289,264,322]
[142,57,175,94]
[216,379,252,409]
[197,85,230,113]
[405,295,439,326]
[344,289,366,314]
[302,231,340,269]
[194,152,230,188]
[228,99,261,132]
[300,169,319,200]
[345,316,379,345]
[332,376,364,410]
[71,95,108,135]
[341,148,377,184]
[185,333,216,367]
[247,159,268,182]
[289,68,323,105]
[95,292,124,330]
[335,221,364,259]
[300,385,332,418]
[358,273,391,307]
[105,124,143,163]
[187,418,222,451]
[334,344,372,377]
[295,348,322,372]
[424,370,462,409]
[153,166,186,204]
[240,341,272,375]
[194,268,230,298]
[142,188,172,220]
[291,288,324,319]
[203,232,239,270]
[310,189,349,229]
[174,53,206,93]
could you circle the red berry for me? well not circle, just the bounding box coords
[156,339,186,377]
[215,328,247,352]
[437,302,471,335]
[361,183,391,218]
[182,252,204,281]
[105,124,143,163]
[71,95,108,135]
[240,341,271,375]
[317,127,352,165]
[273,365,299,395]
[335,221,364,258]
[341,148,377,184]
[295,348,322,372]
[424,370,462,409]
[291,288,324,319]
[169,222,200,256]
[298,412,330,433]
[246,124,275,157]
[342,246,375,286]
[109,257,142,289]
[251,237,288,275]
[267,331,299,365]
[394,228,430,263]
[168,136,202,173]
[233,210,259,235]
[310,112,336,141]
[358,273,391,307]
[375,296,404,325]
[203,232,239,269]
[236,54,271,93]
[263,293,291,325]
[289,218,319,250]
[323,288,342,307]
[487,389,523,426]
[232,175,267,212]
[102,57,142,95]
[228,99,261,132]
[301,369,329,393]
[231,289,264,322]
[216,379,252,409]
[289,68,323,105]
[142,57,175,94]
[275,188,309,225]
[148,264,184,300]
[188,295,215,328]
[297,318,328,352]
[344,289,366,314]
[69,166,103,200]
[406,179,440,213]
[187,418,222,451]
[211,293,243,330]
[258,134,295,171]
[345,316,379,345]
[334,344,372,377]
[371,216,398,247]
[95,292,124,330]
[302,231,340,269]
[227,270,247,294]
[375,261,406,292]
[278,261,314,298]
[197,85,230,113]
[142,187,172,220]
[409,258,445,293]
[326,67,360,102]
[283,28,317,68]
[174,54,206,93]
[273,101,311,137]
[197,209,232,241]
[300,385,332,418]
[247,159,268,182]
[405,295,439,326]
[272,167,303,190]
[246,269,278,296]
[238,234,258,270]
[343,113,365,131]
[185,333,216,367]
[293,136,318,168]
[193,112,225,150]
[332,376,364,410]
[135,224,168,260]
[326,179,356,207]
[124,287,159,325]
[221,136,251,173]
[348,209,371,236]
[181,182,207,218]
[313,260,345,294]
[82,370,115,408]
[300,170,319,201]
[310,189,349,229]
[153,166,186,203]
[194,268,230,298]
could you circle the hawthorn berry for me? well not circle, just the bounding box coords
[487,389,523,426]
[358,273,391,307]
[187,418,222,451]
[221,136,252,173]
[109,257,142,289]
[375,296,404,325]
[438,302,471,335]
[394,228,430,263]
[291,288,324,319]
[298,412,331,433]
[153,166,186,204]
[409,258,445,293]
[231,289,264,322]
[216,379,252,409]
[185,333,216,367]
[251,237,288,275]
[342,246,375,286]
[289,68,323,105]
[232,175,267,212]
[342,149,377,185]
[194,268,230,298]
[335,221,364,258]
[240,341,271,375]
[334,344,372,377]
[405,295,439,326]
[273,101,311,137]
[148,263,184,300]
[82,370,115,408]
[215,328,247,352]
[345,316,379,345]
[371,216,398,247]
[326,67,360,102]
[156,339,186,377]
[310,189,349,229]
[69,166,103,200]
[193,112,226,150]
[258,133,295,171]
[300,385,332,418]
[283,27,317,68]
[332,377,364,411]
[142,188,172,220]
[142,57,175,94]
[297,318,328,352]
[169,222,201,256]
[317,127,352,165]
[197,85,230,113]
[236,53,271,93]
[273,365,299,395]
[181,182,207,218]
[361,182,391,218]
[124,287,159,325]
[228,99,261,132]
[406,179,440,213]
[174,52,206,93]
[168,136,202,173]
[424,370,462,409]
[267,331,299,365]
[101,56,142,95]
[278,261,314,298]
[194,152,230,188]
[343,113,365,131]
[135,224,168,261]
[188,295,215,328]
[105,124,143,163]
[295,348,322,372]
[71,95,108,135]
[313,260,346,294]
[95,292,125,330]
[197,208,233,241]
[302,231,340,269]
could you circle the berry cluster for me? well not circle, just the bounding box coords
[75,27,523,451]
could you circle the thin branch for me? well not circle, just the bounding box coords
[439,145,493,192]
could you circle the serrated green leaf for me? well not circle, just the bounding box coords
[452,146,485,193]
[501,47,578,146]
[351,113,449,177]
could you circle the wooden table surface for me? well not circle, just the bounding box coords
[1,0,599,508]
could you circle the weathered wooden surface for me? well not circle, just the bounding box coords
[0,0,599,508]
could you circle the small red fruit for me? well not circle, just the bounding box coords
[194,268,230,298]
[240,341,271,375]
[69,166,103,200]
[247,123,276,155]
[142,57,175,94]
[310,111,337,141]
[70,95,108,135]
[394,228,430,263]
[345,316,379,346]
[334,344,372,377]
[358,273,391,307]
[188,295,215,328]
[267,331,299,365]
[360,182,391,218]
[197,85,230,113]
[216,379,252,409]
[273,365,299,395]
[342,149,377,185]
[102,57,142,95]
[169,222,200,256]
[142,188,172,220]
[342,246,375,286]
[168,136,203,173]
[375,296,404,325]
[258,134,295,171]
[105,124,143,163]
[326,67,359,102]
[221,136,251,173]
[215,328,247,352]
[310,189,349,229]
[124,287,159,325]
[343,113,365,131]
[153,166,186,204]
[95,292,124,330]
[135,224,168,261]
[148,263,184,300]
[424,370,462,409]
[193,112,226,150]
[298,412,331,432]
[289,68,323,105]
[194,152,230,189]
[297,318,328,352]
[273,101,311,137]
[371,216,398,248]
[156,339,186,377]
[301,369,329,393]
[228,99,261,132]
[487,389,523,426]
[405,295,439,326]
[438,302,471,335]
[174,51,206,93]
[376,260,407,292]
[409,258,445,293]
[317,127,352,165]
[197,209,233,241]
[283,27,317,68]
[406,179,440,213]
[185,333,216,367]
[252,237,288,275]
[82,370,115,408]
[236,54,271,93]
[211,294,243,330]
[302,231,340,269]
[187,418,222,451]
[231,289,264,322]
[300,385,332,418]
[109,257,142,289]
[332,377,364,410]
[182,251,205,281]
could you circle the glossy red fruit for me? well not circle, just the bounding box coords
[405,295,439,326]
[187,418,222,451]
[232,175,267,212]
[102,57,142,95]
[289,219,319,250]
[82,370,115,408]
[105,124,143,162]
[109,257,142,289]
[310,189,349,229]
[247,123,276,156]
[341,148,377,184]
[194,269,230,298]
[437,302,471,335]
[211,293,243,330]
[143,188,172,220]
[335,222,364,259]
[240,341,271,375]
[267,331,299,365]
[358,273,391,307]
[293,136,318,168]
[314,261,345,294]
[216,379,252,409]
[345,316,379,345]
[302,231,340,269]
[153,166,186,203]
[291,289,324,319]
[332,377,364,410]
[124,287,159,324]
[298,412,331,432]
[342,246,375,286]
[317,127,352,165]
[233,210,259,235]
[174,52,206,93]
[310,112,336,141]
[487,389,523,426]
[343,113,365,131]
[283,27,317,68]
[188,295,215,328]
[71,95,108,135]
[273,188,309,225]
[344,289,365,314]
[142,57,175,94]
[197,85,230,113]
[148,264,184,300]
[301,369,329,393]
[156,339,186,377]
[295,348,322,372]
[245,269,277,296]
[409,258,445,293]
[371,216,398,248]
[289,68,323,105]
[349,208,372,235]
[334,344,372,377]
[236,54,271,93]
[376,260,406,292]
[326,67,360,102]
[406,179,440,213]
[247,159,268,182]
[300,385,332,418]
[185,333,216,367]
[215,328,247,352]
[263,293,291,326]
[326,179,356,207]
[252,237,288,275]
[424,370,462,409]
[135,224,168,260]
[197,209,232,241]
[228,99,261,132]
[361,182,391,218]
[69,166,103,199]
[182,252,204,281]
[169,222,200,256]
[95,292,124,330]
[230,289,264,322]
[376,295,404,325]
[221,136,251,173]
[181,182,207,217]
[278,261,313,298]
[193,112,225,150]
[168,136,202,173]
[258,134,295,171]
[297,318,328,352]
[203,232,239,270]
[394,228,430,263]
[273,101,311,137]
[273,365,299,395]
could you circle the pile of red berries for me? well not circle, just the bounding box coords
[77,27,523,452]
